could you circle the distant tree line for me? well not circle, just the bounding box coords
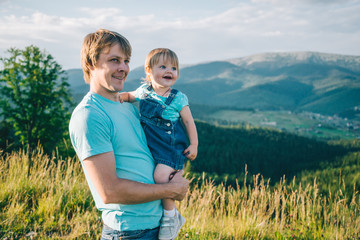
[191,121,351,184]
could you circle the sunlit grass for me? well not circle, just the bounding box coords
[178,172,360,239]
[0,148,101,239]
[1,148,359,239]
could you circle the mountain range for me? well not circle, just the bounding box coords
[67,51,360,118]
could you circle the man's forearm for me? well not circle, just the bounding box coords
[102,177,186,204]
[83,152,188,204]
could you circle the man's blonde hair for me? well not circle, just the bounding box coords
[145,48,179,82]
[80,29,132,83]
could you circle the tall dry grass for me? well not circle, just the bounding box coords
[177,171,360,239]
[0,148,101,239]
[1,149,359,239]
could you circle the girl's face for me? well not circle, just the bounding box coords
[146,57,178,91]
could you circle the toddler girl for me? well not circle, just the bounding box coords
[119,48,198,240]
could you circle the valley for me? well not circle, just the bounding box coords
[196,108,360,140]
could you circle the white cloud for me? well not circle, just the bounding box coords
[0,0,359,69]
[251,0,357,5]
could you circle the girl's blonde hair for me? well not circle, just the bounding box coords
[80,29,132,83]
[144,48,179,82]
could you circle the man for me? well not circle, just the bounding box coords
[69,29,189,240]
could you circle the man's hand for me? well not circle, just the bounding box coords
[168,170,189,201]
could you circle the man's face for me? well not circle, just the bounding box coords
[89,43,130,100]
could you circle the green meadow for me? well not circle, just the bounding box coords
[205,109,360,140]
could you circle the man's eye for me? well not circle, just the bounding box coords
[111,59,119,62]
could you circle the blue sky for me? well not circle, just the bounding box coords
[0,0,359,70]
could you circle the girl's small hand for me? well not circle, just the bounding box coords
[116,93,124,103]
[183,144,197,161]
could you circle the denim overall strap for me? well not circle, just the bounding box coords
[164,89,178,105]
[140,84,165,119]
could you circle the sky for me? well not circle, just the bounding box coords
[0,0,359,70]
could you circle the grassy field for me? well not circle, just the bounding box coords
[207,110,360,140]
[1,149,359,239]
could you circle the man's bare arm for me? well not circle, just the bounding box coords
[83,151,189,204]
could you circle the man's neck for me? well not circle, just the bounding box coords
[90,86,119,102]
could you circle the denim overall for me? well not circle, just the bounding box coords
[139,86,188,170]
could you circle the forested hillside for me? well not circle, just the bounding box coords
[297,140,360,196]
[193,121,357,186]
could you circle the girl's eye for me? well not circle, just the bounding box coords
[125,59,130,64]
[111,59,119,62]
[172,67,177,71]
[160,65,166,69]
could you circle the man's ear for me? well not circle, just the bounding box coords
[89,63,95,71]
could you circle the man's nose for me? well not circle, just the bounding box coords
[118,62,129,72]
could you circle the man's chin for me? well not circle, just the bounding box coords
[114,83,125,92]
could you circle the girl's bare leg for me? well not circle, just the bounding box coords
[154,163,176,210]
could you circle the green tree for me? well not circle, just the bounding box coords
[0,45,74,170]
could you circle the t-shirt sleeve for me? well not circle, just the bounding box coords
[134,84,148,101]
[69,106,113,161]
[175,92,189,112]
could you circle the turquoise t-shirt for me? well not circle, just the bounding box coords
[134,84,189,122]
[69,92,162,231]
